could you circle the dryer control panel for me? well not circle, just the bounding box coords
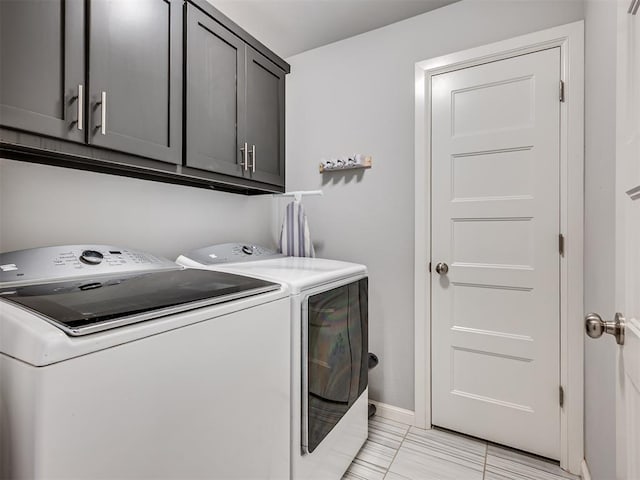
[0,245,178,286]
[179,243,283,266]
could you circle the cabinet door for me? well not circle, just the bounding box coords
[88,0,182,164]
[186,4,246,177]
[0,0,85,142]
[245,48,285,187]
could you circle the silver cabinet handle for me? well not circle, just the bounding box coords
[100,91,106,135]
[435,262,449,275]
[95,91,106,135]
[585,312,625,345]
[250,144,256,173]
[77,84,84,130]
[240,142,248,171]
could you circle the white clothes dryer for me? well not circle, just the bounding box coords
[177,243,369,480]
[0,245,291,480]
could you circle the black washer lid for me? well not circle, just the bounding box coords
[0,268,280,336]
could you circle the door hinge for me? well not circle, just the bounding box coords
[559,80,565,102]
[428,262,432,273]
[559,386,565,408]
[559,234,565,256]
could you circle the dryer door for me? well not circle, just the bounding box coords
[303,277,368,454]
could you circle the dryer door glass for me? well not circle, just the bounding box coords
[305,277,368,453]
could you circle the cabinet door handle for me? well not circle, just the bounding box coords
[250,144,256,173]
[77,85,84,131]
[240,142,249,171]
[96,91,106,135]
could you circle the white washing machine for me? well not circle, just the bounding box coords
[177,243,369,480]
[0,244,291,480]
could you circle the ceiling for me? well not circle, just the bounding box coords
[209,0,461,58]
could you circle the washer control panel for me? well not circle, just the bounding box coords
[0,245,178,286]
[182,243,282,266]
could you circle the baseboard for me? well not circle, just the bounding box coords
[369,400,415,426]
[581,459,591,480]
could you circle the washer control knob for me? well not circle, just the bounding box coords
[79,250,104,265]
[241,245,254,255]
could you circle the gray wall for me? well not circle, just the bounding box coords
[285,0,585,411]
[0,159,274,258]
[583,1,617,478]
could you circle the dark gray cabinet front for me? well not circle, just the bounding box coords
[88,0,182,164]
[0,0,85,142]
[186,5,245,177]
[245,48,285,187]
[186,4,285,188]
[1,0,288,193]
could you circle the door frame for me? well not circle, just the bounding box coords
[413,21,584,474]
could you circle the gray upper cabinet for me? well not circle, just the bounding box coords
[0,0,289,193]
[88,0,182,164]
[0,0,85,142]
[186,3,286,188]
[186,5,246,177]
[245,48,285,187]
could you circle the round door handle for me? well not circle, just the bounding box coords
[435,262,449,275]
[585,312,625,345]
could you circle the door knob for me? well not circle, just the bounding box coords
[585,312,625,345]
[435,262,449,275]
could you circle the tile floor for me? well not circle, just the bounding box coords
[342,416,581,480]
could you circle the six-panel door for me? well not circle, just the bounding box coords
[0,0,85,142]
[88,0,182,164]
[186,4,246,177]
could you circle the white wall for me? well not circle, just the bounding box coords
[0,159,274,258]
[583,1,618,478]
[285,0,584,411]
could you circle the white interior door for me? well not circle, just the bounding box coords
[431,47,562,459]
[615,2,640,479]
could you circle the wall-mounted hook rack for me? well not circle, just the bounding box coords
[319,155,372,173]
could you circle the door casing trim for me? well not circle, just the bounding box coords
[413,21,584,474]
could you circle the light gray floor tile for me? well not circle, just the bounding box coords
[406,427,488,456]
[342,457,388,480]
[383,471,413,480]
[485,445,580,480]
[368,416,410,450]
[387,428,486,480]
[344,417,579,480]
[370,416,411,436]
[352,437,399,470]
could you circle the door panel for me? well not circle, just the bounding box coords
[615,3,640,478]
[245,47,285,186]
[0,0,84,142]
[89,0,181,163]
[185,4,245,177]
[431,48,561,459]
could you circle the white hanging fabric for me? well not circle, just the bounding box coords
[279,199,316,257]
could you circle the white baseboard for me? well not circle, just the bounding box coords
[581,459,591,480]
[369,400,415,426]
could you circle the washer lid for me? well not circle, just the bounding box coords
[185,256,367,294]
[0,269,280,336]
